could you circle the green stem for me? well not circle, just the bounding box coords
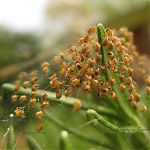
[44,110,111,149]
[2,83,117,118]
[87,109,147,134]
[59,131,72,150]
[97,23,140,125]
[26,136,43,150]
[7,124,15,150]
[97,23,150,142]
[2,83,112,148]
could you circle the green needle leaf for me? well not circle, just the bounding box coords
[26,136,43,150]
[7,124,15,150]
[59,130,72,150]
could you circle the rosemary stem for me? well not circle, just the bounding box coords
[2,83,117,118]
[44,110,111,149]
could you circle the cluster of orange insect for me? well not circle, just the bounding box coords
[46,26,148,112]
[108,27,149,112]
[12,71,50,131]
[10,25,149,131]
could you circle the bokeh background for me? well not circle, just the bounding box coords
[0,0,149,149]
[0,0,149,85]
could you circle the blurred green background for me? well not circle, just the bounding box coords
[0,0,149,149]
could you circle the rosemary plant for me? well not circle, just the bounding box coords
[1,23,150,150]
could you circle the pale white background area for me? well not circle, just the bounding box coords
[0,0,48,31]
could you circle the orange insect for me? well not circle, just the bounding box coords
[14,107,25,117]
[73,100,82,111]
[36,111,43,120]
[12,95,18,103]
[36,123,44,132]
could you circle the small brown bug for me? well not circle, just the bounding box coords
[30,98,37,107]
[140,106,147,113]
[93,42,101,51]
[120,84,126,93]
[64,87,73,97]
[41,62,49,68]
[12,95,18,103]
[20,95,27,103]
[36,123,44,132]
[128,93,134,102]
[70,46,77,52]
[132,102,139,109]
[71,79,80,88]
[36,111,43,120]
[41,101,50,109]
[31,91,37,98]
[31,77,38,84]
[146,77,150,86]
[42,92,48,101]
[108,52,114,58]
[87,26,96,34]
[18,72,28,80]
[14,107,25,117]
[73,100,82,111]
[56,89,62,99]
[110,91,116,100]
[79,38,84,45]
[95,53,102,62]
[42,67,49,75]
[146,87,150,95]
[83,85,91,92]
[106,28,113,36]
[109,77,115,86]
[23,81,30,89]
[126,77,133,85]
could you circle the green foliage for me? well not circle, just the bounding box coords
[59,131,72,150]
[0,27,40,68]
[26,136,43,150]
[7,124,15,150]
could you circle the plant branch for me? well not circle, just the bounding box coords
[2,83,117,118]
[26,136,43,150]
[97,23,140,125]
[44,110,112,149]
[59,130,72,150]
[87,109,147,134]
[7,124,15,150]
